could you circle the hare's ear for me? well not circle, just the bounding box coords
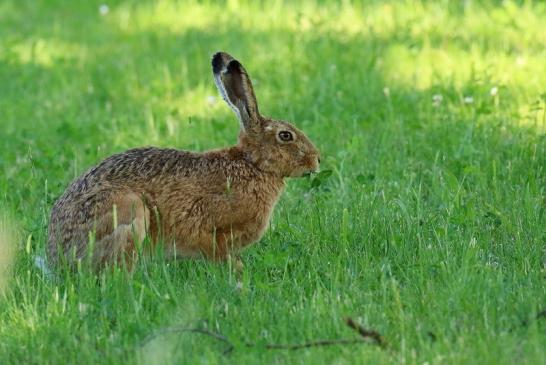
[212,52,261,132]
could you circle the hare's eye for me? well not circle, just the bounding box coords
[278,131,293,142]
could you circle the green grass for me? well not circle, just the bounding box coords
[1,0,545,363]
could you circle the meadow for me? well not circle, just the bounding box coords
[0,1,545,364]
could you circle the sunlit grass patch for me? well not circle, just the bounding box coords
[0,38,88,67]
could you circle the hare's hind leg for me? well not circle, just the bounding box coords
[90,193,150,269]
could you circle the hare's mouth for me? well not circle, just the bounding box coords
[290,162,319,178]
[300,169,319,178]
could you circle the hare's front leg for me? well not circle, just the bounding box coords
[198,227,237,262]
[198,229,245,285]
[232,254,244,289]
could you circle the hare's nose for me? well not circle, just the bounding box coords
[318,157,321,164]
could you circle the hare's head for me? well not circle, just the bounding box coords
[212,52,320,178]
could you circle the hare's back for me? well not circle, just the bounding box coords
[74,147,199,187]
[50,147,199,222]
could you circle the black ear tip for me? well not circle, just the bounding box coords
[211,52,224,74]
[227,59,242,73]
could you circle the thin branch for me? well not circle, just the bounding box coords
[257,338,372,350]
[345,317,387,348]
[252,317,386,350]
[140,317,386,356]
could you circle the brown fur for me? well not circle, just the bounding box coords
[47,52,320,269]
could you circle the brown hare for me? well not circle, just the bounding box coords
[47,52,320,270]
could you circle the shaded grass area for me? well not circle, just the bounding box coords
[0,0,545,364]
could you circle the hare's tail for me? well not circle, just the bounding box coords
[34,255,56,281]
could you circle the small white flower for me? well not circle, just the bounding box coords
[99,4,109,15]
[464,96,474,104]
[432,94,442,107]
[206,95,216,105]
[383,87,390,97]
[490,86,498,96]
